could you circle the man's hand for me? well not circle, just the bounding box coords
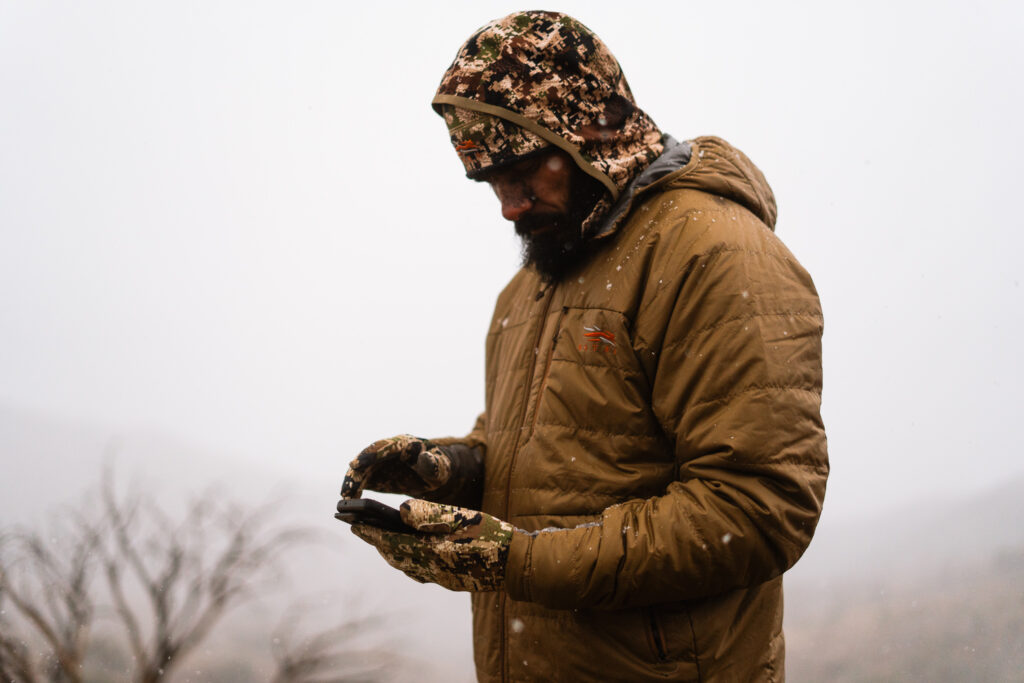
[340,435,454,499]
[350,499,514,592]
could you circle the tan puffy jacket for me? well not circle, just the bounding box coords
[443,136,828,682]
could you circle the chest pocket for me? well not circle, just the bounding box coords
[507,306,673,513]
[536,307,658,441]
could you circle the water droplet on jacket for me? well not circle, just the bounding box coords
[511,618,525,633]
[722,533,733,544]
[606,282,613,290]
[741,290,749,298]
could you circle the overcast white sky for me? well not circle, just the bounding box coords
[2,0,1023,528]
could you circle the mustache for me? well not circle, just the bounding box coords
[514,213,569,237]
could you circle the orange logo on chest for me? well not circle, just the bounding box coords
[580,326,617,354]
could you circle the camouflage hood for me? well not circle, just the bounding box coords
[433,11,665,234]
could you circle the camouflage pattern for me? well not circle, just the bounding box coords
[433,11,665,232]
[340,434,453,499]
[350,499,514,592]
[442,106,549,175]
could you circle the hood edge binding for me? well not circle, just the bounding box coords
[433,94,620,201]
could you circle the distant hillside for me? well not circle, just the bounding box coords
[788,477,1024,585]
[785,478,1024,682]
[787,548,1024,681]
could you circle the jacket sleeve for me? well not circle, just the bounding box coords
[506,219,828,609]
[427,412,487,509]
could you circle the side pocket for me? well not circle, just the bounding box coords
[647,602,699,664]
[646,607,668,661]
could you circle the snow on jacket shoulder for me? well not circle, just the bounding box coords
[464,135,827,682]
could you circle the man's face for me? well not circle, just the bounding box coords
[477,149,605,281]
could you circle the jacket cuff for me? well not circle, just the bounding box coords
[506,514,616,609]
[505,530,534,601]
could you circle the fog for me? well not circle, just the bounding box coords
[2,0,1022,679]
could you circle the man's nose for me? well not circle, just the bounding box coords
[493,181,534,222]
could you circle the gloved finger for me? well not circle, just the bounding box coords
[349,521,385,545]
[340,435,422,498]
[351,434,419,470]
[350,523,434,583]
[339,472,364,499]
[396,438,429,465]
[349,521,424,547]
[399,499,484,535]
[406,446,453,490]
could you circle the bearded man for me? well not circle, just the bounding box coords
[339,11,828,682]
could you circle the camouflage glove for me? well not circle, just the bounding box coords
[350,499,515,592]
[340,435,454,499]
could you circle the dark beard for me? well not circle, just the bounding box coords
[515,171,607,282]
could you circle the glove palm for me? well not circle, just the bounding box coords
[350,499,515,592]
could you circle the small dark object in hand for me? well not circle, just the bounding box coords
[335,498,416,533]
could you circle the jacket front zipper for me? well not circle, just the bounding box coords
[499,284,557,681]
[525,305,568,437]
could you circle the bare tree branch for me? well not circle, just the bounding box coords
[0,520,100,683]
[269,603,396,683]
[0,561,39,683]
[1,468,396,683]
[97,475,317,682]
[104,557,147,666]
[0,631,37,683]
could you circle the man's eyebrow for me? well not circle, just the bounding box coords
[471,153,548,184]
[472,166,508,183]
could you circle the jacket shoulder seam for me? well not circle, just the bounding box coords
[686,383,821,410]
[660,311,823,353]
